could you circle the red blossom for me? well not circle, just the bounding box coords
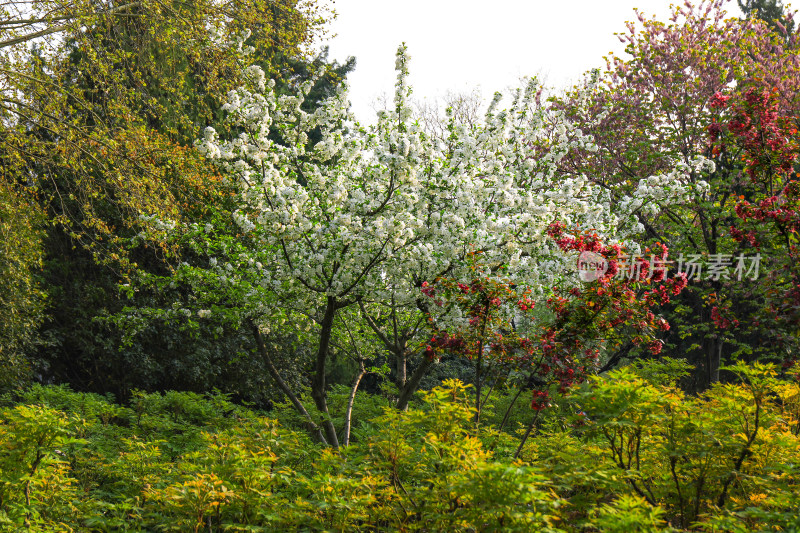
[709,91,730,109]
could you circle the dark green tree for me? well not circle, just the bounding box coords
[0,181,46,392]
[0,0,353,402]
[739,0,795,34]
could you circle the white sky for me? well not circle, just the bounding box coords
[321,0,744,123]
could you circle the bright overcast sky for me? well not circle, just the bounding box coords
[321,0,744,123]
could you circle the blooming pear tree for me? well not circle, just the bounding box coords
[129,44,696,447]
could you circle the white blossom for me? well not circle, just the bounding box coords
[170,44,689,329]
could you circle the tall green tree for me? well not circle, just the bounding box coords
[0,0,352,400]
[738,0,795,34]
[0,180,46,392]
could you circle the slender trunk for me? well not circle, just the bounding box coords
[478,363,499,414]
[311,296,341,448]
[474,303,489,426]
[25,451,42,524]
[496,386,525,435]
[475,338,483,425]
[343,361,366,446]
[396,356,434,410]
[513,411,541,460]
[356,300,408,388]
[396,349,407,388]
[250,322,328,446]
[718,399,760,507]
[706,278,722,387]
[708,337,721,386]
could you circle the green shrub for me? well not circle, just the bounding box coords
[2,366,800,531]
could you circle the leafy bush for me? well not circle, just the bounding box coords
[0,380,563,531]
[525,360,800,530]
[3,366,800,531]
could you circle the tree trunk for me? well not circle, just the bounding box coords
[250,322,328,445]
[311,296,341,448]
[708,337,722,385]
[473,304,489,425]
[343,361,366,446]
[396,356,434,410]
[396,349,407,388]
[513,411,541,459]
[499,387,524,432]
[474,339,483,425]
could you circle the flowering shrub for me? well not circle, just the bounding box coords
[418,225,687,422]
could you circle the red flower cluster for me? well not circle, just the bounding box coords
[734,193,800,233]
[417,226,685,413]
[709,87,797,179]
[647,340,663,355]
[517,296,535,311]
[531,390,550,411]
[711,305,740,329]
[423,332,466,361]
[728,226,759,247]
[546,221,606,255]
[709,91,731,109]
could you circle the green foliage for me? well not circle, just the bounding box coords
[625,358,694,387]
[525,361,800,530]
[4,367,800,530]
[0,182,46,393]
[0,380,565,531]
[0,403,84,528]
[592,495,671,533]
[738,0,795,34]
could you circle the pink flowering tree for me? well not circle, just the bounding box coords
[550,0,800,386]
[708,85,800,364]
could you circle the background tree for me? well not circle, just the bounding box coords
[738,0,795,33]
[0,180,46,392]
[551,0,800,388]
[412,89,483,142]
[0,0,348,400]
[708,86,800,367]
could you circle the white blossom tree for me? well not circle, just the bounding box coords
[145,44,707,447]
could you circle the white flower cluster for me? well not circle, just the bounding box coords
[138,214,177,232]
[229,29,255,56]
[622,156,713,216]
[190,44,690,326]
